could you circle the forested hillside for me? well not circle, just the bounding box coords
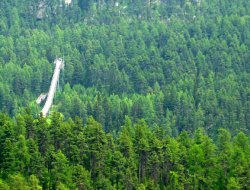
[0,0,249,189]
[0,112,250,189]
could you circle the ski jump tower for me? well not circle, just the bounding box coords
[37,58,64,116]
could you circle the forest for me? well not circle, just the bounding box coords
[0,0,249,189]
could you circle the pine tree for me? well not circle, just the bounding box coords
[14,135,30,176]
[72,165,93,190]
[8,174,29,190]
[134,119,149,183]
[51,150,72,190]
[84,117,107,185]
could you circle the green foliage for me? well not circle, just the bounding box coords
[0,179,9,190]
[0,112,249,189]
[8,174,30,190]
[0,0,249,189]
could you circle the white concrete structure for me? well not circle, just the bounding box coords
[36,93,48,104]
[65,0,72,6]
[37,1,46,19]
[41,58,64,116]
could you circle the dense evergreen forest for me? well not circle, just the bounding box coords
[0,0,249,189]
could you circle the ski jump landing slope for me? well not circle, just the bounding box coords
[41,58,64,116]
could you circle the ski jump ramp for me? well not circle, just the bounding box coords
[40,58,64,116]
